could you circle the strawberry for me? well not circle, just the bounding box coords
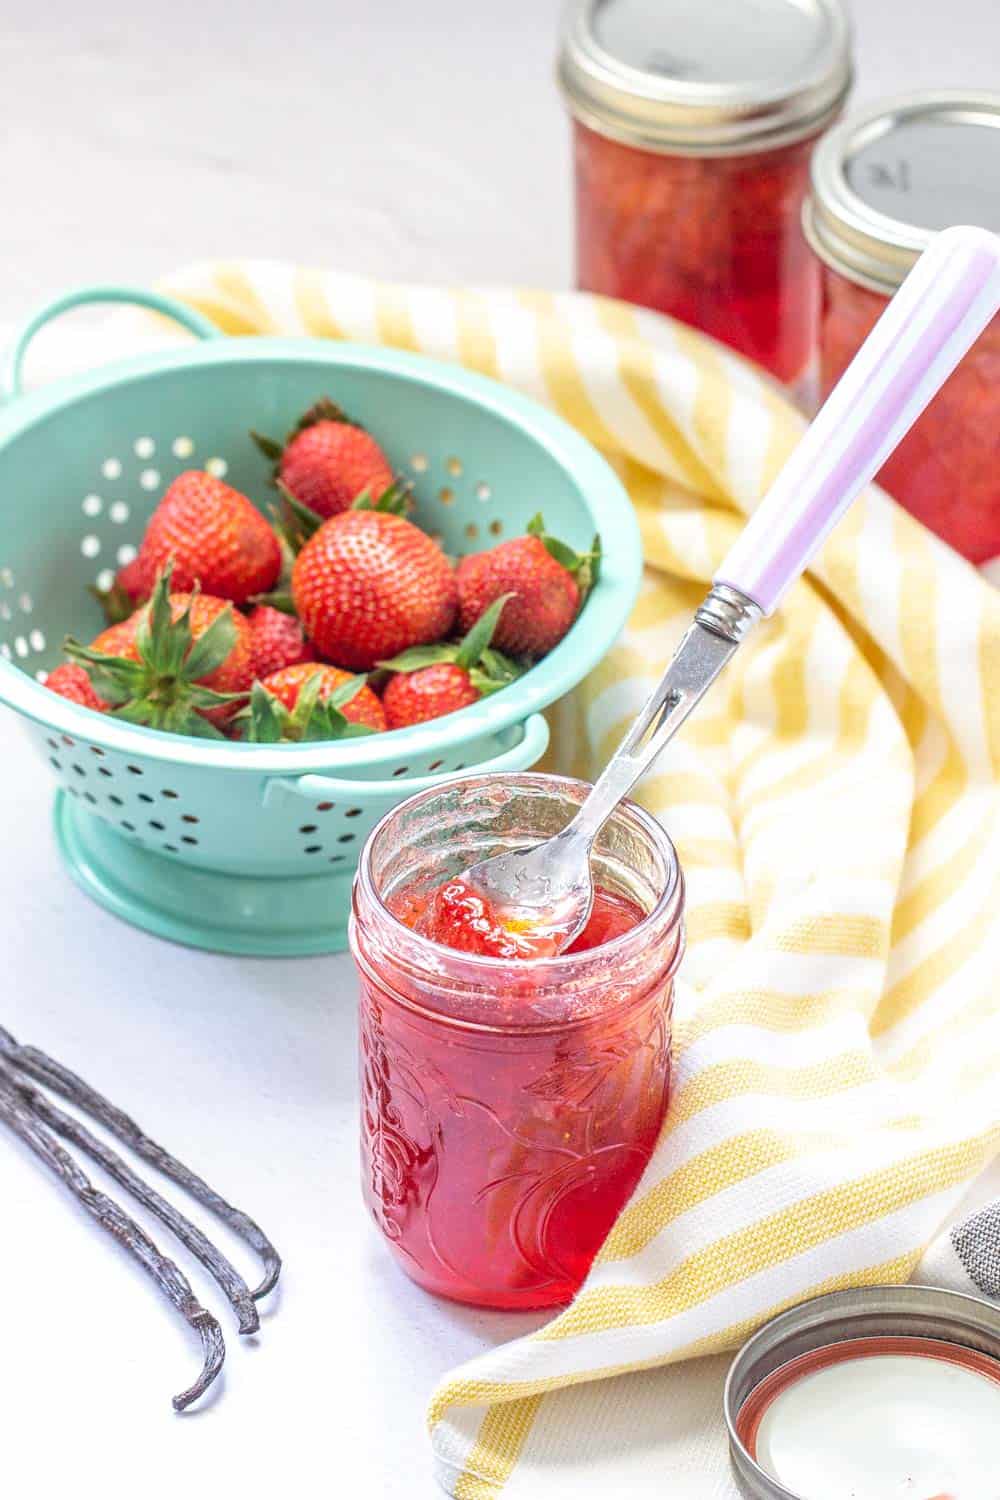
[456,514,600,658]
[382,663,480,728]
[379,594,519,729]
[252,398,394,520]
[91,554,156,625]
[260,662,386,731]
[292,500,457,670]
[133,471,281,605]
[247,605,316,680]
[46,663,109,712]
[64,567,253,737]
[241,663,385,743]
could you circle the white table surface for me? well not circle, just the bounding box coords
[2,1,999,1496]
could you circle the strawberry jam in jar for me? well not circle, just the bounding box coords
[350,773,684,1309]
[558,0,853,388]
[806,93,1000,564]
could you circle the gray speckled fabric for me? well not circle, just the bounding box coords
[951,1201,1000,1299]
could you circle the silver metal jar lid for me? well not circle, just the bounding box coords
[557,0,853,156]
[725,1284,1000,1500]
[805,91,1000,293]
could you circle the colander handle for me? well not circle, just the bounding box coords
[2,286,221,401]
[264,712,551,805]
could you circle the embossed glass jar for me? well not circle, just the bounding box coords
[805,93,1000,563]
[559,0,853,388]
[350,773,685,1310]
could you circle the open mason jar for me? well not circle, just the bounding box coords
[350,773,685,1310]
[559,0,853,389]
[805,92,1000,564]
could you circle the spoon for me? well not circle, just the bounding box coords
[465,224,1000,952]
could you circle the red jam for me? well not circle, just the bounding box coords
[357,879,678,1308]
[819,266,1000,563]
[573,121,821,385]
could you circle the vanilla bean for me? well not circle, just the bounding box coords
[0,1072,224,1411]
[0,1059,258,1335]
[0,1028,281,1299]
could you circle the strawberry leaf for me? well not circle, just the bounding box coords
[88,578,137,626]
[274,481,324,554]
[181,605,238,683]
[478,646,524,687]
[453,592,512,672]
[248,590,298,616]
[62,638,147,705]
[377,644,459,672]
[352,478,410,516]
[324,675,368,711]
[525,512,602,589]
[249,429,284,464]
[242,681,289,744]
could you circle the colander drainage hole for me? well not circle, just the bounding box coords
[89,746,105,757]
[181,836,198,846]
[162,789,179,799]
[164,844,178,853]
[329,855,345,864]
[127,765,143,776]
[181,814,199,825]
[109,795,123,807]
[49,757,61,771]
[46,738,58,752]
[84,792,97,806]
[345,807,362,818]
[121,821,135,832]
[299,824,318,834]
[61,735,74,748]
[428,760,443,771]
[392,766,409,777]
[98,767,113,778]
[138,793,154,804]
[72,764,86,777]
[149,820,165,832]
[316,802,334,812]
[337,833,356,844]
[304,845,322,855]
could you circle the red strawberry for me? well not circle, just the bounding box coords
[91,618,143,660]
[253,398,394,520]
[247,605,316,680]
[65,568,253,736]
[261,662,386,733]
[383,663,480,729]
[46,663,109,712]
[292,507,457,670]
[134,471,281,605]
[379,594,518,729]
[456,516,598,658]
[117,554,155,605]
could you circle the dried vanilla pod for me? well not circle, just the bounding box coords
[0,1026,281,1299]
[0,1058,259,1335]
[0,1067,225,1411]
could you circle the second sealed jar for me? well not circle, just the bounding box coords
[806,92,1000,564]
[559,0,853,388]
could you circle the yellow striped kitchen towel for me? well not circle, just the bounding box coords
[160,262,1000,1497]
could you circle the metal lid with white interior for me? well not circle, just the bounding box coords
[725,1285,1000,1500]
[805,91,1000,293]
[557,0,853,155]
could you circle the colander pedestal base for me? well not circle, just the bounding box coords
[54,793,353,957]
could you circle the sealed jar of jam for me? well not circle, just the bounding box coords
[805,92,1000,564]
[558,0,853,388]
[350,773,684,1310]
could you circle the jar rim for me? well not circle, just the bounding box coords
[351,772,685,1029]
[806,90,1000,293]
[558,0,852,156]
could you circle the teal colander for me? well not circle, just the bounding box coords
[0,287,642,956]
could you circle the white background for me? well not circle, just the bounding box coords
[0,2,998,1496]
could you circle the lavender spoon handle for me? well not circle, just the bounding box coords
[716,224,1000,616]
